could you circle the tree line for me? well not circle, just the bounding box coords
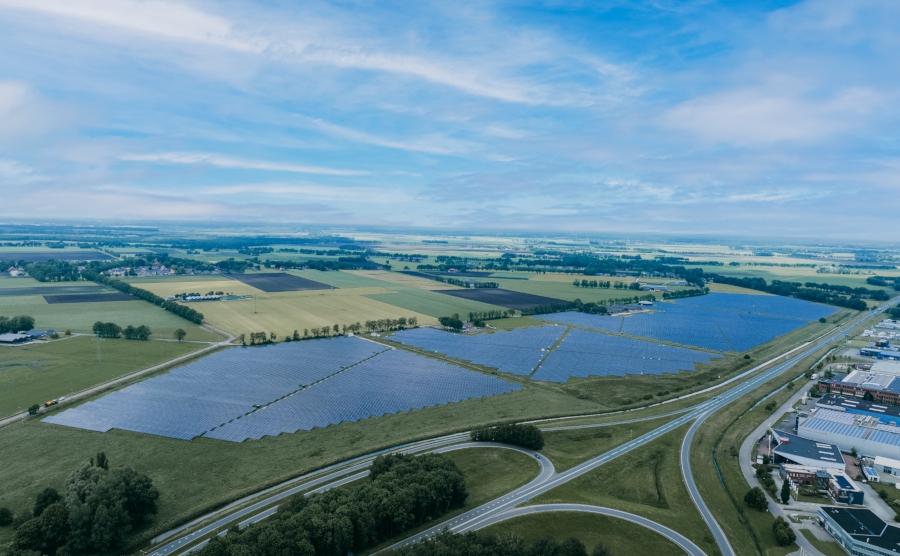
[470,423,544,450]
[386,530,615,556]
[802,281,890,300]
[0,315,35,334]
[83,270,204,324]
[468,310,514,326]
[195,453,467,556]
[868,276,900,290]
[92,322,152,340]
[661,288,709,300]
[240,317,420,345]
[434,276,499,288]
[5,452,158,556]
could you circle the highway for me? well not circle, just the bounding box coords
[142,303,892,556]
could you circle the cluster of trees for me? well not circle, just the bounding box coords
[752,465,778,497]
[802,281,890,301]
[387,531,615,556]
[0,315,35,334]
[468,310,514,326]
[706,274,874,311]
[91,322,151,340]
[83,271,205,324]
[888,307,900,320]
[470,423,544,450]
[661,288,709,300]
[242,317,420,345]
[572,280,614,288]
[868,276,900,290]
[195,453,467,556]
[7,453,158,556]
[434,276,499,288]
[744,486,769,512]
[519,296,655,317]
[22,261,81,282]
[438,315,464,331]
[772,516,796,546]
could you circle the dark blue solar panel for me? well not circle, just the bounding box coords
[674,293,837,321]
[43,336,388,439]
[203,350,520,442]
[538,293,833,352]
[532,328,721,383]
[390,325,565,375]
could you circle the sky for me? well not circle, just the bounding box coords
[0,0,898,239]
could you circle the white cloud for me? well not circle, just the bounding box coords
[0,159,47,183]
[0,0,262,52]
[120,152,369,176]
[298,117,473,155]
[661,82,880,145]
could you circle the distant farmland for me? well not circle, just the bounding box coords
[0,251,114,262]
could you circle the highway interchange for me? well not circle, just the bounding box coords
[142,303,893,556]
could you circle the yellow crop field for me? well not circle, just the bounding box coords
[128,279,262,298]
[187,289,437,337]
[706,283,772,295]
[345,270,462,291]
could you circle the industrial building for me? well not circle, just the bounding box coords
[816,393,900,425]
[779,464,818,485]
[0,333,31,344]
[818,506,900,556]
[873,456,900,480]
[798,405,900,462]
[771,431,845,468]
[817,370,900,406]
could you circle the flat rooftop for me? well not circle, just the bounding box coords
[817,393,900,419]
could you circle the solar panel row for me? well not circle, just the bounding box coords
[43,337,388,439]
[532,328,721,382]
[801,419,868,438]
[538,294,835,352]
[43,337,520,443]
[812,408,857,425]
[390,325,565,375]
[204,350,520,442]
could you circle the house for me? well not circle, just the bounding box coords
[779,464,818,485]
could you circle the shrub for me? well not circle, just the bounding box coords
[0,507,12,527]
[772,516,796,546]
[471,423,544,450]
[744,487,768,511]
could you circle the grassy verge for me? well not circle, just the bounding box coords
[480,512,685,556]
[541,416,675,472]
[360,447,540,554]
[690,346,835,556]
[0,385,593,551]
[532,424,721,556]
[0,337,204,417]
[800,529,845,556]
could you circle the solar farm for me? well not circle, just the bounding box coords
[391,325,566,375]
[538,293,836,352]
[42,336,520,442]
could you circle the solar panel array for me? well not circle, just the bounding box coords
[204,350,520,442]
[390,325,566,375]
[538,293,837,352]
[867,430,900,447]
[43,337,520,442]
[801,418,868,438]
[812,408,857,424]
[674,293,836,321]
[43,337,389,439]
[532,328,721,383]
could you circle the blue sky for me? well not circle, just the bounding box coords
[0,0,897,238]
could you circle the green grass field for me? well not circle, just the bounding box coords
[541,416,675,471]
[800,529,845,556]
[0,337,204,417]
[481,512,685,556]
[0,386,598,550]
[533,424,720,556]
[0,296,220,341]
